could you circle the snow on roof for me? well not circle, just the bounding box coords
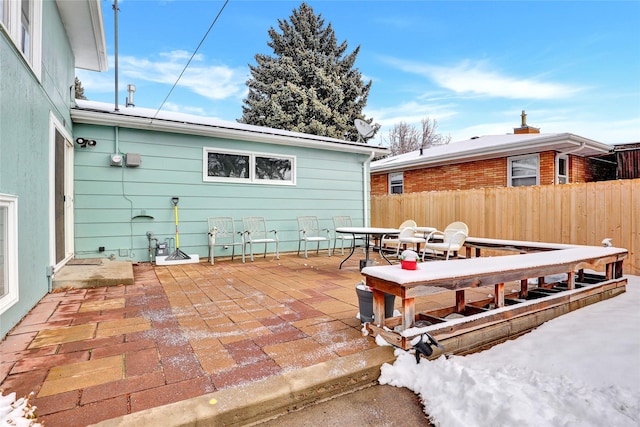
[371,133,613,172]
[72,100,389,155]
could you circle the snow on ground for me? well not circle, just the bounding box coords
[379,275,640,427]
[0,391,40,427]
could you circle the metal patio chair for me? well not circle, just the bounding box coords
[380,219,417,252]
[297,216,332,258]
[207,217,245,265]
[391,226,427,258]
[421,221,469,261]
[242,216,280,262]
[332,215,364,255]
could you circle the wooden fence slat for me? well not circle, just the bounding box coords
[371,179,639,275]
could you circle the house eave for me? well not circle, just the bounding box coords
[70,107,389,156]
[371,133,612,174]
[56,0,108,71]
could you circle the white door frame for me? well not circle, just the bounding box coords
[49,113,74,272]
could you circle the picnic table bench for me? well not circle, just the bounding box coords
[361,241,627,350]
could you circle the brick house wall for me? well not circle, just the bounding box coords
[371,173,388,195]
[570,156,587,183]
[538,151,556,185]
[585,156,617,181]
[371,150,592,195]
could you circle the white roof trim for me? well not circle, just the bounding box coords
[56,0,108,71]
[71,100,388,155]
[371,133,613,173]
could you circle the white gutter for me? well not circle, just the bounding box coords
[371,133,612,174]
[363,151,376,226]
[71,108,389,156]
[554,141,586,184]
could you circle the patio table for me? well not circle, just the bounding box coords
[335,227,400,270]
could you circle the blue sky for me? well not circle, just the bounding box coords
[77,0,640,146]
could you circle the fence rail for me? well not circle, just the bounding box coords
[371,179,639,275]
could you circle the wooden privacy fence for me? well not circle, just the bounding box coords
[371,178,639,275]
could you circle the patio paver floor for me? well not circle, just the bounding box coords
[0,252,523,426]
[0,253,382,426]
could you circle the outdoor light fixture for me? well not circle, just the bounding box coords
[411,333,444,363]
[76,137,97,147]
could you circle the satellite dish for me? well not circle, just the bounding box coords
[354,119,379,142]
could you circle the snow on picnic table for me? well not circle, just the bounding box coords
[361,246,627,285]
[378,275,640,427]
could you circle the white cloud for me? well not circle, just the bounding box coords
[158,50,203,62]
[118,52,247,101]
[367,101,457,127]
[78,52,247,102]
[364,101,458,147]
[541,116,640,145]
[75,69,117,94]
[383,58,583,100]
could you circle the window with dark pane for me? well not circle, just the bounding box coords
[207,152,249,178]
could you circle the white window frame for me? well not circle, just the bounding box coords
[0,0,42,79]
[202,147,296,186]
[556,154,569,184]
[507,154,540,187]
[0,194,19,315]
[389,171,404,194]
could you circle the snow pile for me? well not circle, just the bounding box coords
[379,276,640,427]
[0,391,41,427]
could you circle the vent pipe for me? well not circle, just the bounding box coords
[113,0,119,111]
[126,84,136,107]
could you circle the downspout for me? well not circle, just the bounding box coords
[115,125,135,258]
[113,0,119,111]
[555,142,585,184]
[363,151,376,226]
[115,125,120,154]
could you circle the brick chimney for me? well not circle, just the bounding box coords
[514,110,540,134]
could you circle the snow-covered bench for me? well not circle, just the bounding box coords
[361,242,627,349]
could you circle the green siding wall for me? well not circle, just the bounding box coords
[73,123,371,262]
[0,1,76,337]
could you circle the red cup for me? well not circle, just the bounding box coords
[401,260,417,270]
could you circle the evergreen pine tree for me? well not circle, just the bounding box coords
[239,3,374,141]
[74,77,87,100]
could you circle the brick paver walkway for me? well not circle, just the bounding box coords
[1,251,505,426]
[0,253,390,426]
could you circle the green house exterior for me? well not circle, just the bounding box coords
[71,101,387,263]
[0,0,107,337]
[0,0,385,339]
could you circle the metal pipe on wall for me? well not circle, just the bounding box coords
[113,0,119,111]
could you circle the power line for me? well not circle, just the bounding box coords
[152,0,230,120]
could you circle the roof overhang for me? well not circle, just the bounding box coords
[371,133,613,174]
[71,101,389,156]
[56,0,108,71]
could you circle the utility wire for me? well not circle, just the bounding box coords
[152,0,230,121]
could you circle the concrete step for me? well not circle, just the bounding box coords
[52,258,134,289]
[90,346,396,427]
